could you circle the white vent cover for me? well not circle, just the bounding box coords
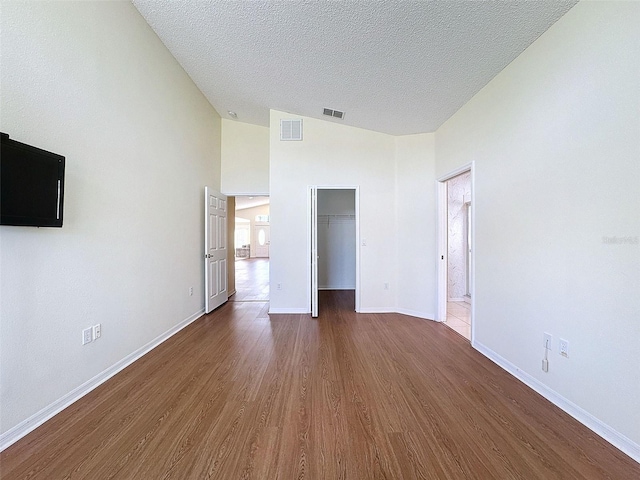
[280,119,303,141]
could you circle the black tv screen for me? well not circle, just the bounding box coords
[1,132,65,227]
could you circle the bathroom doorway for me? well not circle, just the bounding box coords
[437,166,473,341]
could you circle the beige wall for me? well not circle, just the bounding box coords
[394,133,437,319]
[221,120,270,195]
[435,0,640,450]
[0,1,221,440]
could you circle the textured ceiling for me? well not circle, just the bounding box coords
[133,0,577,136]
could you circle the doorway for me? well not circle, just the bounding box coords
[232,196,270,302]
[437,165,474,341]
[309,186,360,317]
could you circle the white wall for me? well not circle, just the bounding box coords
[317,189,356,289]
[0,1,221,439]
[269,110,397,313]
[435,1,640,450]
[394,134,438,319]
[269,112,438,317]
[221,120,269,195]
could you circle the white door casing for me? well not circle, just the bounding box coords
[308,186,360,317]
[205,187,228,313]
[436,164,474,341]
[311,188,318,317]
[465,201,472,298]
[254,225,270,257]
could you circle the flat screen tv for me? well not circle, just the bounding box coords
[1,132,66,227]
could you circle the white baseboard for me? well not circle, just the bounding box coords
[473,341,640,464]
[357,307,396,314]
[396,308,436,321]
[268,307,308,314]
[11,307,633,463]
[0,308,205,452]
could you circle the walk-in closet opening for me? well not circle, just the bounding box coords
[310,187,359,317]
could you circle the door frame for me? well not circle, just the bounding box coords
[437,163,475,342]
[308,185,360,316]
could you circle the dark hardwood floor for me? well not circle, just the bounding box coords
[1,290,638,479]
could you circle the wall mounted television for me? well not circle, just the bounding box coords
[1,132,66,227]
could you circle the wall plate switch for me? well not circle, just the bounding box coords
[543,332,552,350]
[93,324,101,339]
[559,339,569,357]
[189,287,193,296]
[82,328,93,345]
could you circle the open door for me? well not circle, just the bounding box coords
[310,187,318,317]
[205,186,228,313]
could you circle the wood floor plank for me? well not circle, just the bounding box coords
[1,292,638,479]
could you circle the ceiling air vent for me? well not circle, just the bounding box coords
[323,108,345,120]
[280,119,303,141]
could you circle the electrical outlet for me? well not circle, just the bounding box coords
[189,286,193,296]
[93,324,101,339]
[559,339,569,357]
[277,283,282,290]
[384,283,389,290]
[82,328,93,345]
[543,333,552,350]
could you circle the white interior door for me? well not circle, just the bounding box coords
[311,188,318,317]
[205,187,228,313]
[254,225,270,257]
